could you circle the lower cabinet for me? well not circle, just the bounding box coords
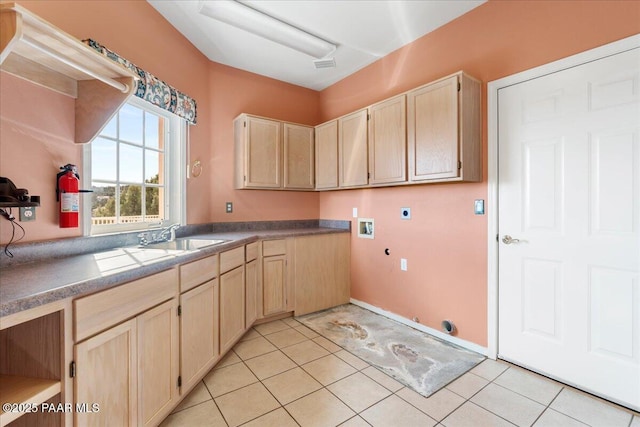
[179,279,219,393]
[219,246,246,354]
[137,299,180,427]
[261,239,292,317]
[73,269,179,426]
[262,254,287,316]
[74,298,179,427]
[245,259,258,326]
[74,318,137,427]
[294,233,351,316]
[220,266,245,354]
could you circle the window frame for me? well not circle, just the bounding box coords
[82,96,187,236]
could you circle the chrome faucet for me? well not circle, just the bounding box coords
[158,223,180,242]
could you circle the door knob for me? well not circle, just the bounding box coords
[502,235,520,244]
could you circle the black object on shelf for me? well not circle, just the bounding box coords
[0,177,40,208]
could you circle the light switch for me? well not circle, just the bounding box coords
[401,258,408,271]
[352,207,358,218]
[474,199,485,215]
[401,207,411,220]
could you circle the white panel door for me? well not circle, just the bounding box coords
[498,48,640,410]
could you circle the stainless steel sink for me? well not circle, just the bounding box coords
[141,238,227,251]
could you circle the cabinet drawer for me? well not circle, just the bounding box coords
[246,242,258,262]
[74,269,177,342]
[220,246,245,274]
[263,239,286,256]
[180,255,219,292]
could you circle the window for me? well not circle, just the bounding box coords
[83,97,186,235]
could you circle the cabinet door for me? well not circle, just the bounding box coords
[369,95,407,185]
[315,120,339,189]
[283,123,314,189]
[220,266,245,353]
[75,319,137,426]
[294,234,350,316]
[245,259,258,327]
[338,109,369,187]
[263,255,287,316]
[180,279,218,393]
[245,116,281,188]
[137,299,179,427]
[407,75,459,181]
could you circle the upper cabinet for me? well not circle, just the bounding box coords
[0,3,137,143]
[234,114,315,190]
[408,73,481,183]
[368,94,407,185]
[338,109,369,188]
[283,123,315,189]
[234,71,481,192]
[315,120,339,190]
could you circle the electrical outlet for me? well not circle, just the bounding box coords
[19,207,36,222]
[401,258,407,271]
[225,202,233,213]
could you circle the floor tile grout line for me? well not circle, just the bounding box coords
[201,379,231,427]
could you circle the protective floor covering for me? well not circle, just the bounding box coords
[297,304,485,397]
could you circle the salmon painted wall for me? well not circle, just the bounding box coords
[0,1,320,244]
[318,0,640,347]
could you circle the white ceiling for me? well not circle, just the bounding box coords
[147,0,486,91]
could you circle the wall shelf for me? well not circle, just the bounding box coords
[0,2,138,143]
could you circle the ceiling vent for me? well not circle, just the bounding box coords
[313,58,336,69]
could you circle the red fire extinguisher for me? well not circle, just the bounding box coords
[56,164,80,228]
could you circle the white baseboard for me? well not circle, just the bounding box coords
[349,298,489,357]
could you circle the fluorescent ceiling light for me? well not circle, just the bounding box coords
[198,0,337,59]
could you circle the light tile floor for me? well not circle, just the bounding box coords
[161,318,640,427]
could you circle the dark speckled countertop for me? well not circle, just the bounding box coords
[0,221,350,318]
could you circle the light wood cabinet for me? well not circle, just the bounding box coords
[235,115,281,189]
[234,114,314,190]
[294,234,351,316]
[220,266,245,354]
[315,120,339,190]
[261,239,292,317]
[368,95,407,185]
[338,109,369,188]
[179,279,218,394]
[76,300,179,427]
[73,269,179,426]
[245,242,259,327]
[407,72,481,183]
[137,299,179,427]
[262,255,287,316]
[74,318,137,427]
[284,123,315,189]
[179,255,219,394]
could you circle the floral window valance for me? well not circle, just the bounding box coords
[84,39,197,125]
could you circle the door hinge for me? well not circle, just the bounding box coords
[244,121,246,128]
[244,175,246,182]
[367,172,370,179]
[367,114,370,120]
[457,161,462,170]
[70,361,76,378]
[177,305,182,316]
[178,376,182,387]
[457,82,461,91]
[496,234,499,242]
